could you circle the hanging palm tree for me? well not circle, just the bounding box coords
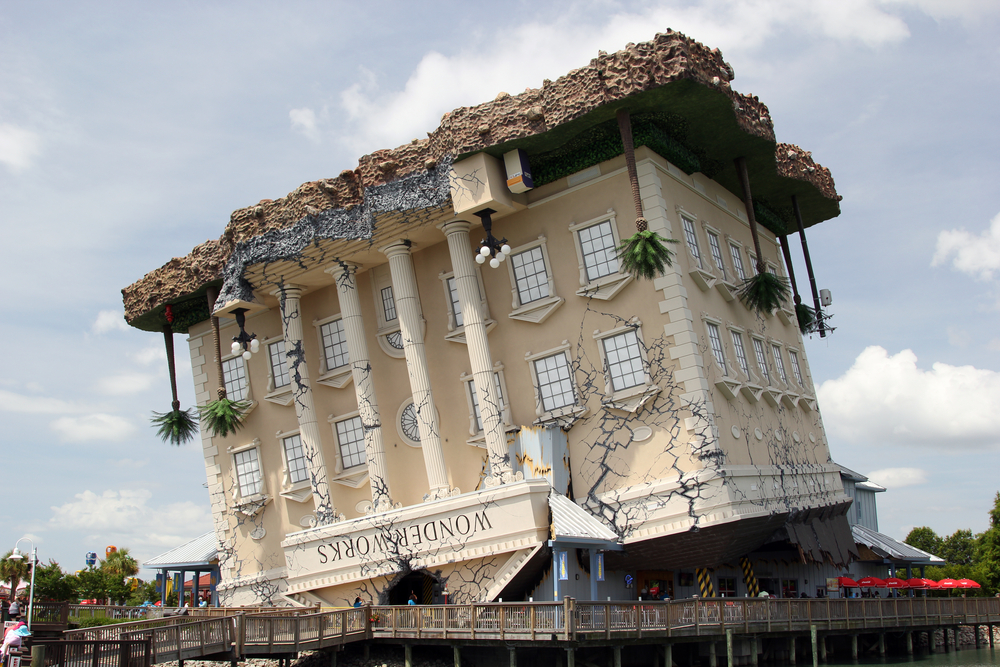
[198,288,250,438]
[735,157,790,315]
[150,312,198,445]
[615,109,677,279]
[779,234,817,335]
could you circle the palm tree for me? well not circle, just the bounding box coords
[734,157,790,314]
[615,109,677,279]
[150,316,198,445]
[198,287,250,438]
[101,548,139,579]
[0,550,30,600]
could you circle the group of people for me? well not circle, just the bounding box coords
[352,592,420,607]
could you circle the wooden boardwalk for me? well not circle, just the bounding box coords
[56,597,1000,664]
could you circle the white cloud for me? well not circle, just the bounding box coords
[49,489,212,563]
[0,389,82,415]
[817,346,1000,448]
[50,413,136,442]
[289,107,321,143]
[329,1,935,154]
[92,310,130,334]
[866,467,927,488]
[129,345,164,366]
[0,123,40,171]
[932,211,1000,281]
[94,373,157,396]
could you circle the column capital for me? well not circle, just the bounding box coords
[269,284,305,300]
[325,261,362,278]
[439,219,472,236]
[379,239,414,258]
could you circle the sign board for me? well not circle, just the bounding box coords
[826,578,840,593]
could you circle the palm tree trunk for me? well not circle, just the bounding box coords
[162,325,181,411]
[792,194,826,337]
[735,157,765,274]
[206,286,226,399]
[616,109,646,231]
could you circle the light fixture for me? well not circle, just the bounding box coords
[9,538,37,631]
[230,308,260,360]
[472,209,510,269]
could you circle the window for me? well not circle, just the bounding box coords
[731,330,750,378]
[707,231,727,280]
[772,344,788,384]
[222,356,249,402]
[234,447,262,498]
[706,322,727,375]
[506,237,563,323]
[781,579,798,598]
[602,329,645,392]
[511,246,550,304]
[320,318,349,370]
[446,276,463,327]
[748,252,759,276]
[752,338,770,383]
[282,434,309,485]
[439,270,493,342]
[569,211,632,300]
[789,350,804,386]
[268,340,290,389]
[718,577,737,598]
[381,286,397,322]
[578,220,619,281]
[335,416,366,469]
[533,352,576,412]
[398,401,422,446]
[730,243,747,282]
[681,216,703,269]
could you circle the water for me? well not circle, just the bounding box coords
[822,647,999,666]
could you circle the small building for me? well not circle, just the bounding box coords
[123,31,853,607]
[144,531,220,606]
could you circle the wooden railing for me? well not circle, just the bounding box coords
[30,638,152,667]
[69,605,150,621]
[241,607,369,655]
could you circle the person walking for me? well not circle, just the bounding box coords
[353,597,364,608]
[7,599,20,621]
[407,592,418,606]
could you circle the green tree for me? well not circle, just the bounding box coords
[0,550,31,600]
[100,549,140,605]
[32,560,76,601]
[75,567,110,603]
[127,580,158,606]
[905,526,943,556]
[976,492,1000,596]
[941,529,978,567]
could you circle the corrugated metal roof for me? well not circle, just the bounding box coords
[836,464,868,482]
[855,480,886,492]
[144,532,218,568]
[549,493,620,543]
[852,524,945,564]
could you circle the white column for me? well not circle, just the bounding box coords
[441,220,515,485]
[326,262,394,512]
[274,285,337,524]
[381,241,451,498]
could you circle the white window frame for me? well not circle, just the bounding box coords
[313,314,353,389]
[226,438,269,516]
[788,347,806,388]
[751,335,771,385]
[327,411,370,488]
[370,264,405,359]
[395,399,438,449]
[438,269,495,344]
[771,342,789,386]
[506,236,564,323]
[276,428,311,503]
[263,336,294,406]
[461,362,513,445]
[680,213,704,270]
[525,341,587,427]
[568,209,633,300]
[221,352,255,408]
[704,318,729,378]
[728,239,748,282]
[593,320,660,413]
[703,223,728,282]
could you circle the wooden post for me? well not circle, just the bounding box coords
[329,647,336,667]
[878,633,885,657]
[566,648,575,667]
[943,627,949,652]
[453,645,461,667]
[850,635,858,660]
[906,631,913,655]
[708,641,717,667]
[664,643,673,667]
[613,645,621,667]
[789,635,796,665]
[811,626,818,667]
[751,637,758,667]
[726,629,733,667]
[30,645,44,667]
[990,624,995,648]
[509,647,517,667]
[819,634,827,663]
[405,645,413,667]
[976,624,982,649]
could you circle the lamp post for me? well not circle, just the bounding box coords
[9,538,36,630]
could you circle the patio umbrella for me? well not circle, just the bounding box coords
[956,579,981,589]
[925,579,942,589]
[906,578,928,589]
[837,577,860,588]
[884,577,909,589]
[857,577,887,588]
[937,578,959,589]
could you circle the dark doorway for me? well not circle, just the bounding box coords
[388,570,436,605]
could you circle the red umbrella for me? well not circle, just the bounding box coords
[956,579,981,589]
[937,578,959,589]
[925,579,942,589]
[906,578,928,589]
[857,577,887,588]
[837,577,860,588]
[884,577,909,589]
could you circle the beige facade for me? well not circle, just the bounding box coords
[125,32,849,607]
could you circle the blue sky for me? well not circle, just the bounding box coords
[2,0,999,574]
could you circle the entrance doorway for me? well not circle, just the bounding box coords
[388,570,436,605]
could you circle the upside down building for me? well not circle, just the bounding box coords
[122,31,857,606]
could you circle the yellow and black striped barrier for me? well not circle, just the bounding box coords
[696,568,715,597]
[740,556,760,596]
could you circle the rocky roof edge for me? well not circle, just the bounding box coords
[123,29,839,325]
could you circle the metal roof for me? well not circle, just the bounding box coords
[549,493,620,544]
[852,524,945,564]
[836,464,869,482]
[855,480,886,493]
[144,531,218,569]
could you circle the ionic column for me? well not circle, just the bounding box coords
[273,285,337,524]
[326,262,393,512]
[381,241,451,497]
[441,220,514,485]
